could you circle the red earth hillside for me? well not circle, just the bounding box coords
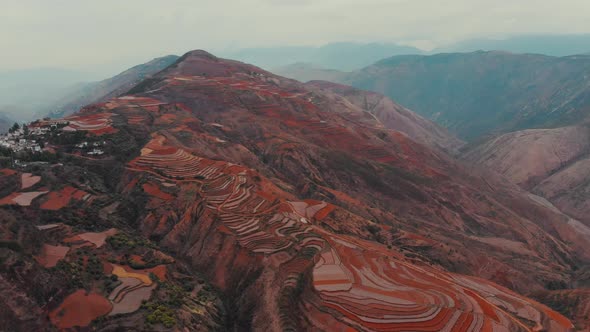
[1,50,588,331]
[463,124,590,228]
[305,80,465,154]
[92,50,586,330]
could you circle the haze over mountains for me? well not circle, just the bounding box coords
[440,34,590,56]
[0,57,179,126]
[0,68,99,122]
[219,42,424,71]
[222,35,590,72]
[0,113,12,133]
[43,55,179,119]
[2,33,589,124]
[1,50,588,331]
[280,51,590,140]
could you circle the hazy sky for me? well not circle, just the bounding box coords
[2,0,590,73]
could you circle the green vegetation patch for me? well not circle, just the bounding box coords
[142,302,177,328]
[107,232,155,250]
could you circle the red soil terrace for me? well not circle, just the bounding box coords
[40,186,88,210]
[49,290,112,329]
[121,131,573,330]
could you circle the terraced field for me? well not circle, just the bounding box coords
[108,265,159,315]
[0,191,48,206]
[35,244,70,268]
[63,112,117,135]
[49,290,112,329]
[128,135,330,254]
[311,233,571,331]
[64,228,118,248]
[20,173,41,189]
[123,134,573,331]
[26,223,182,329]
[40,186,89,210]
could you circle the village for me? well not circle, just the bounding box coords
[0,123,45,153]
[0,118,106,157]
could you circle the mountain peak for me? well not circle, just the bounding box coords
[157,49,269,79]
[180,49,219,61]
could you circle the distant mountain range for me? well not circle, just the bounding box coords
[0,68,98,121]
[42,55,179,119]
[220,42,424,71]
[279,51,590,141]
[0,57,178,122]
[222,35,590,73]
[439,34,590,56]
[3,35,590,123]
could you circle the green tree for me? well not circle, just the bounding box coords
[9,122,20,133]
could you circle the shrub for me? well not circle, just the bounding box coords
[0,240,23,252]
[143,301,177,328]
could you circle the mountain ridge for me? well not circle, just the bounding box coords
[276,51,590,141]
[304,80,464,153]
[220,42,424,71]
[0,50,586,331]
[438,34,590,56]
[42,55,179,119]
[463,123,590,228]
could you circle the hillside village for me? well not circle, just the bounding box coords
[0,123,46,153]
[0,118,106,164]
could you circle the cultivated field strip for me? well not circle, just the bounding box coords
[309,234,570,331]
[128,136,329,256]
[64,112,117,135]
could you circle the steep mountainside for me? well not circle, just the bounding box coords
[462,124,590,228]
[462,126,590,188]
[1,51,587,331]
[535,289,590,331]
[44,55,179,119]
[285,51,590,141]
[305,80,464,153]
